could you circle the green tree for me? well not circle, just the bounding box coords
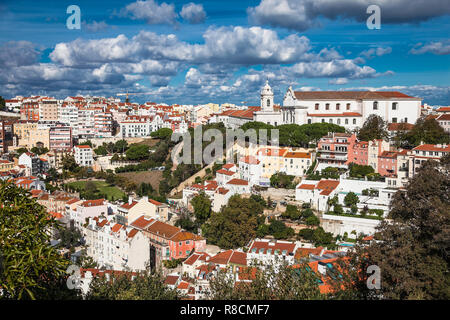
[283,204,301,220]
[405,116,450,146]
[125,144,149,161]
[61,155,79,172]
[305,215,320,226]
[344,192,359,207]
[150,128,173,140]
[207,262,324,300]
[0,96,5,111]
[357,114,388,142]
[86,269,181,300]
[0,181,78,299]
[191,191,212,225]
[202,195,264,249]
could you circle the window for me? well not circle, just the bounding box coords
[392,102,397,110]
[321,119,325,123]
[337,119,341,124]
[325,103,330,110]
[308,119,312,124]
[336,103,340,110]
[353,119,356,124]
[404,117,408,123]
[345,119,349,124]
[392,117,397,123]
[315,103,319,110]
[267,99,271,107]
[373,101,378,110]
[329,119,333,123]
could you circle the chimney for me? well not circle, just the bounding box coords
[143,196,148,202]
[128,196,133,205]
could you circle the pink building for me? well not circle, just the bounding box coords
[317,132,357,168]
[378,151,398,177]
[349,141,369,166]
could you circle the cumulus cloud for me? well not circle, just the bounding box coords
[410,41,450,55]
[0,41,40,68]
[329,77,348,85]
[2,27,392,103]
[360,46,392,59]
[49,27,313,67]
[344,84,450,106]
[83,20,109,32]
[120,0,177,25]
[180,3,206,24]
[248,0,450,31]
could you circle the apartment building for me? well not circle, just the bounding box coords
[116,196,170,225]
[49,125,72,152]
[316,132,357,169]
[74,145,93,167]
[130,215,206,268]
[409,144,450,177]
[84,216,150,271]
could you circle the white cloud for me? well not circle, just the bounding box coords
[180,3,206,24]
[329,77,348,85]
[0,41,40,68]
[121,0,177,25]
[248,0,450,31]
[360,46,392,59]
[83,21,109,32]
[410,41,450,55]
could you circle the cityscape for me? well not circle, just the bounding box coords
[0,0,449,309]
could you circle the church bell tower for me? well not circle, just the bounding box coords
[260,80,274,112]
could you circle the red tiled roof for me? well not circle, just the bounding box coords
[249,240,296,255]
[216,169,235,176]
[413,144,450,152]
[437,114,450,121]
[130,215,155,229]
[284,152,311,159]
[257,148,288,157]
[316,180,340,196]
[222,164,235,170]
[294,91,417,100]
[165,275,180,286]
[226,178,248,186]
[75,145,91,149]
[387,122,414,131]
[297,184,315,190]
[240,156,260,164]
[80,199,105,207]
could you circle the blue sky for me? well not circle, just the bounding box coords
[0,0,449,105]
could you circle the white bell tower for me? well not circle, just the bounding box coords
[260,79,274,112]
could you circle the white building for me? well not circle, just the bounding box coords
[247,239,298,269]
[282,89,421,130]
[74,145,93,167]
[83,216,150,271]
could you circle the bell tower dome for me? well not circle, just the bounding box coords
[260,80,274,112]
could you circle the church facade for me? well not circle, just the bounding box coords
[213,81,422,131]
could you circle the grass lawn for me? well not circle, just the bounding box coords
[67,180,125,201]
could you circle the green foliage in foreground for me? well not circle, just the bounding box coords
[0,181,77,300]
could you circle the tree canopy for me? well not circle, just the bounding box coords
[0,181,76,299]
[357,114,389,141]
[202,195,265,249]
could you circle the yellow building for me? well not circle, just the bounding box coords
[0,159,14,172]
[13,122,50,149]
